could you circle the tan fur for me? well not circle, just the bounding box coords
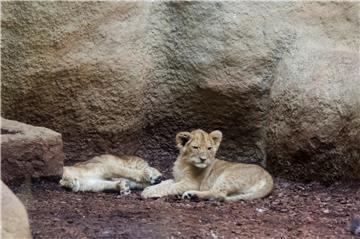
[60,154,162,194]
[142,129,273,201]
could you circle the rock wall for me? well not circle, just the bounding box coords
[267,41,360,181]
[1,2,359,181]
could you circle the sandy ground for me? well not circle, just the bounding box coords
[10,177,359,239]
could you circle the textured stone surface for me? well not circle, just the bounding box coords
[267,40,360,181]
[1,118,64,183]
[1,2,359,181]
[1,181,32,239]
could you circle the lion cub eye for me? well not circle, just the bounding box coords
[192,146,199,149]
[208,147,212,150]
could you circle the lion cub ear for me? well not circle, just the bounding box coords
[210,130,222,148]
[176,131,192,149]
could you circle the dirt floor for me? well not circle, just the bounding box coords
[10,177,359,239]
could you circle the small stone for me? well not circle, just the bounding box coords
[322,209,330,214]
[255,208,268,213]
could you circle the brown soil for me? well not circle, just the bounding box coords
[10,178,359,239]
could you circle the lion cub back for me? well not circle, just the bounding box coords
[79,154,150,169]
[66,154,150,178]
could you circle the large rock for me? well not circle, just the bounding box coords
[1,2,359,180]
[264,3,360,181]
[1,1,295,166]
[1,181,32,239]
[1,118,64,184]
[267,39,360,181]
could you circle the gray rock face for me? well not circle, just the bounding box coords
[1,2,359,181]
[1,118,64,183]
[267,41,360,181]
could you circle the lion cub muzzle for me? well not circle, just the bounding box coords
[151,175,163,185]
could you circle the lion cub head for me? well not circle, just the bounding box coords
[176,129,222,169]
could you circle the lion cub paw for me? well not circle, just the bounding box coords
[182,191,198,200]
[117,180,131,196]
[120,187,131,196]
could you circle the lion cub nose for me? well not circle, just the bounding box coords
[200,157,206,162]
[154,176,163,185]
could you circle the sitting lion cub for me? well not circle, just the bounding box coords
[141,129,273,201]
[60,154,162,194]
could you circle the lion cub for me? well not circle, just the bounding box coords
[142,129,273,201]
[60,154,162,194]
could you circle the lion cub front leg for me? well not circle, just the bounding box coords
[125,181,148,190]
[182,189,227,201]
[71,178,130,195]
[141,180,197,198]
[141,179,174,198]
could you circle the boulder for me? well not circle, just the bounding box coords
[0,181,32,239]
[267,40,360,181]
[1,118,64,184]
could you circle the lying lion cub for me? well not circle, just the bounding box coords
[142,129,273,201]
[60,154,162,194]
